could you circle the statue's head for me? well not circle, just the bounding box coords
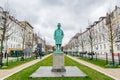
[57,23,61,29]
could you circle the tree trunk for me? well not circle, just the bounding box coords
[22,39,25,50]
[91,41,93,60]
[82,46,84,52]
[81,41,84,52]
[0,56,2,66]
[0,39,3,66]
[22,28,25,50]
[0,32,5,66]
[109,18,115,65]
[0,13,7,66]
[81,42,84,52]
[111,40,114,65]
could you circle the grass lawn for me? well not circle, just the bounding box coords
[0,57,35,69]
[77,56,120,68]
[4,55,113,80]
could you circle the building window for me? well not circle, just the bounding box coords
[117,45,120,51]
[119,35,120,40]
[103,35,105,41]
[104,44,106,49]
[117,34,120,40]
[99,36,101,42]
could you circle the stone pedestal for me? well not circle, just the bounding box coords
[51,53,66,72]
[30,53,88,78]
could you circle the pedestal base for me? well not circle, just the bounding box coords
[30,66,87,78]
[51,67,66,72]
[52,53,66,72]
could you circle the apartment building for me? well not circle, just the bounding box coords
[0,6,24,54]
[0,6,35,55]
[66,6,120,54]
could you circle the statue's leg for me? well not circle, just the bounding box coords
[56,44,59,51]
[56,45,57,51]
[58,44,60,51]
[59,44,61,51]
[57,44,60,51]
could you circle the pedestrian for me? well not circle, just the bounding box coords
[38,47,42,59]
[34,50,38,59]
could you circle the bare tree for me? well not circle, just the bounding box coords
[78,32,86,52]
[0,10,14,66]
[102,12,120,65]
[18,22,26,50]
[87,25,96,60]
[45,44,52,52]
[0,5,17,66]
[22,27,25,50]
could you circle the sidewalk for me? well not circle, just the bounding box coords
[67,55,120,80]
[0,54,52,80]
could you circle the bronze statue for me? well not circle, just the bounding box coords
[54,23,64,53]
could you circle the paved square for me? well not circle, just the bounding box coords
[30,66,87,78]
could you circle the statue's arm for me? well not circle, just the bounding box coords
[62,30,64,38]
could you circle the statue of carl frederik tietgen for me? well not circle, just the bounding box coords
[54,23,64,53]
[52,23,65,72]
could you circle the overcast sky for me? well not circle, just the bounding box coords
[0,0,119,46]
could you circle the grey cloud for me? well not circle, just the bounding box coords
[40,0,65,6]
[0,0,115,45]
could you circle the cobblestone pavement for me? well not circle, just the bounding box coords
[0,54,52,80]
[67,55,120,80]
